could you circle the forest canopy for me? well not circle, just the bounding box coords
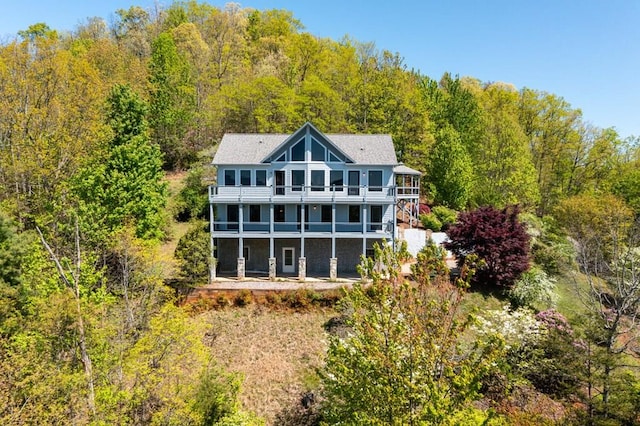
[1,1,638,221]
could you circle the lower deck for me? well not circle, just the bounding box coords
[214,237,386,277]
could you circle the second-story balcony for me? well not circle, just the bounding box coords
[209,184,401,203]
[212,219,394,235]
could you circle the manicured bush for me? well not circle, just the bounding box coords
[420,213,442,231]
[233,289,253,307]
[431,205,458,230]
[508,267,558,309]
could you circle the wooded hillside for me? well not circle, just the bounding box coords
[1,2,640,425]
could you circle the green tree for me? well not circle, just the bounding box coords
[517,89,584,214]
[75,84,167,243]
[174,221,210,282]
[472,83,540,208]
[426,125,473,209]
[148,31,197,169]
[321,242,502,424]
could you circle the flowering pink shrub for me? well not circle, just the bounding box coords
[535,309,573,336]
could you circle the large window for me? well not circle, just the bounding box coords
[292,170,305,191]
[240,170,251,186]
[349,205,360,223]
[369,170,382,192]
[224,170,235,186]
[291,139,305,161]
[256,170,266,186]
[311,170,325,191]
[330,170,343,191]
[275,205,285,222]
[311,139,325,161]
[249,205,260,222]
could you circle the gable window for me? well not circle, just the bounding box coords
[224,170,235,186]
[321,205,332,223]
[291,139,305,161]
[311,139,325,161]
[329,151,341,162]
[330,170,343,191]
[292,170,305,191]
[275,205,285,222]
[369,170,382,192]
[240,170,251,186]
[249,205,261,222]
[256,170,266,186]
[275,152,286,162]
[349,205,360,223]
[311,170,325,191]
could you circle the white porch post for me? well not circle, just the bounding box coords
[209,202,216,282]
[237,204,244,279]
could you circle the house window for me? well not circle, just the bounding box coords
[275,205,285,222]
[329,151,341,162]
[292,170,305,191]
[311,170,324,191]
[249,205,260,222]
[291,139,305,161]
[349,205,360,223]
[256,170,266,186]
[275,152,286,162]
[369,170,382,192]
[311,139,325,161]
[227,205,238,230]
[224,170,235,186]
[348,170,360,195]
[330,170,343,191]
[240,170,251,186]
[275,170,285,195]
[370,205,383,231]
[321,205,332,223]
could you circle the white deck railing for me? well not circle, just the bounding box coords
[209,184,418,202]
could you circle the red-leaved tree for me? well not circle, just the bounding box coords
[445,205,530,288]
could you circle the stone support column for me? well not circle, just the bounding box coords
[330,257,337,281]
[237,257,245,280]
[269,257,276,280]
[298,257,306,281]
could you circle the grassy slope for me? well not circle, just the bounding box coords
[159,171,191,279]
[201,306,335,424]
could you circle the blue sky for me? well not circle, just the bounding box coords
[2,1,638,138]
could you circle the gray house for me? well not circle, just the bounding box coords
[209,122,420,280]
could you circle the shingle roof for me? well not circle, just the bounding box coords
[212,131,398,165]
[393,164,422,175]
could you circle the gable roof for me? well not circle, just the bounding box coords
[212,123,398,165]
